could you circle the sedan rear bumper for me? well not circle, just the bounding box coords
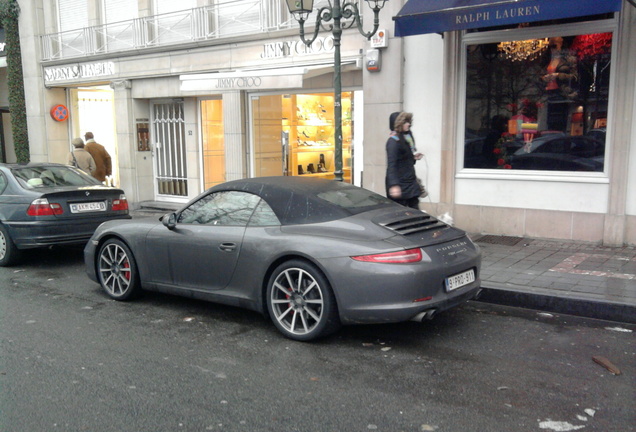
[5,214,131,249]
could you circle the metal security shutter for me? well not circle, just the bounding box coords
[58,0,88,32]
[216,0,262,36]
[104,0,138,23]
[103,0,139,51]
[154,0,196,14]
[152,0,197,45]
[57,0,88,57]
[153,102,188,197]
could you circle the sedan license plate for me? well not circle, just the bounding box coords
[445,269,475,292]
[70,201,107,213]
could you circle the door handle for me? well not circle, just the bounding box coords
[219,242,237,252]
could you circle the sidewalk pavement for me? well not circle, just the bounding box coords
[130,204,636,324]
[474,235,635,324]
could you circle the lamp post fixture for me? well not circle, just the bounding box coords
[286,0,388,181]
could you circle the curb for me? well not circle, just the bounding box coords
[477,282,636,324]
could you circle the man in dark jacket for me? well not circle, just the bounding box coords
[385,112,423,209]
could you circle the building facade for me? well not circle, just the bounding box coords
[18,0,370,206]
[385,0,636,246]
[14,0,636,246]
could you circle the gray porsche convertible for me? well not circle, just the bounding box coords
[85,177,481,341]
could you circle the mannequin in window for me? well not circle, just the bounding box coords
[541,37,578,131]
[542,37,578,100]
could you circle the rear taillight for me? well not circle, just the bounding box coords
[351,248,423,264]
[27,198,64,216]
[112,194,129,211]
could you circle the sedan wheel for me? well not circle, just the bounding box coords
[97,239,140,300]
[267,260,340,341]
[0,224,21,267]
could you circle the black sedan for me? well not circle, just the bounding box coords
[509,134,605,171]
[85,177,481,341]
[0,163,131,266]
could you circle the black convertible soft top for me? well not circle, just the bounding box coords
[208,176,397,225]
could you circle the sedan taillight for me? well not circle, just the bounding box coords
[112,194,129,211]
[351,248,423,264]
[27,198,64,216]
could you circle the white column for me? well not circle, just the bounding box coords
[222,91,247,181]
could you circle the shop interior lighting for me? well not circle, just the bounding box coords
[497,38,549,62]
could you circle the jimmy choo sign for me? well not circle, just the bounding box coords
[44,61,116,83]
[260,36,334,59]
[181,68,307,92]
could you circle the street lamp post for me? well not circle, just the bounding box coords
[285,0,388,181]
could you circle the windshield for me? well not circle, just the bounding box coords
[11,166,101,188]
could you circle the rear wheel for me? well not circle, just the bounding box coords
[97,239,141,300]
[0,224,21,267]
[267,260,340,341]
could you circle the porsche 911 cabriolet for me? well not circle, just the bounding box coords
[85,177,481,341]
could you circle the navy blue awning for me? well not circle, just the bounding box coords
[394,0,623,37]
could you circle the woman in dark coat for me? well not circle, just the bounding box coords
[385,112,423,209]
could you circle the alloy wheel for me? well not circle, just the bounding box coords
[98,241,133,298]
[270,267,325,337]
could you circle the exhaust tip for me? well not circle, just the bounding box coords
[411,309,437,322]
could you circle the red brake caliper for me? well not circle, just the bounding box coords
[123,258,131,281]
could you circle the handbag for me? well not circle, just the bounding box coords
[417,178,428,198]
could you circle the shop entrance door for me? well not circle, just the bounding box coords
[152,102,188,197]
[71,87,118,185]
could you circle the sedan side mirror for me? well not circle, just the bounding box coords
[162,212,177,230]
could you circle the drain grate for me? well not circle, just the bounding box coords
[475,235,524,246]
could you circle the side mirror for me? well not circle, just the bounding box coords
[161,212,177,230]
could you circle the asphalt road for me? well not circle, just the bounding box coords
[1,246,634,432]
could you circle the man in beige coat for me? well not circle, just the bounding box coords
[84,132,112,183]
[68,138,96,175]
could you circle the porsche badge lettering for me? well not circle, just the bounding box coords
[436,241,468,256]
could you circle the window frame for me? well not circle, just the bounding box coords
[457,17,618,182]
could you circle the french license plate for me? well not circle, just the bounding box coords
[70,201,107,213]
[445,269,475,291]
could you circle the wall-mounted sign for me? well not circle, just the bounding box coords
[44,61,116,83]
[181,68,307,92]
[50,104,69,122]
[136,119,150,151]
[370,29,388,49]
[260,36,334,59]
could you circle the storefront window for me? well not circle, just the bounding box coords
[464,31,612,172]
[200,99,225,190]
[251,92,354,183]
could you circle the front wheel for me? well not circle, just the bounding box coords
[0,224,21,267]
[97,239,141,300]
[266,260,340,341]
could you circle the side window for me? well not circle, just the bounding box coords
[248,199,280,227]
[0,173,7,194]
[178,191,260,226]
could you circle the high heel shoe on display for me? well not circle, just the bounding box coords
[307,163,316,174]
[298,165,304,175]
